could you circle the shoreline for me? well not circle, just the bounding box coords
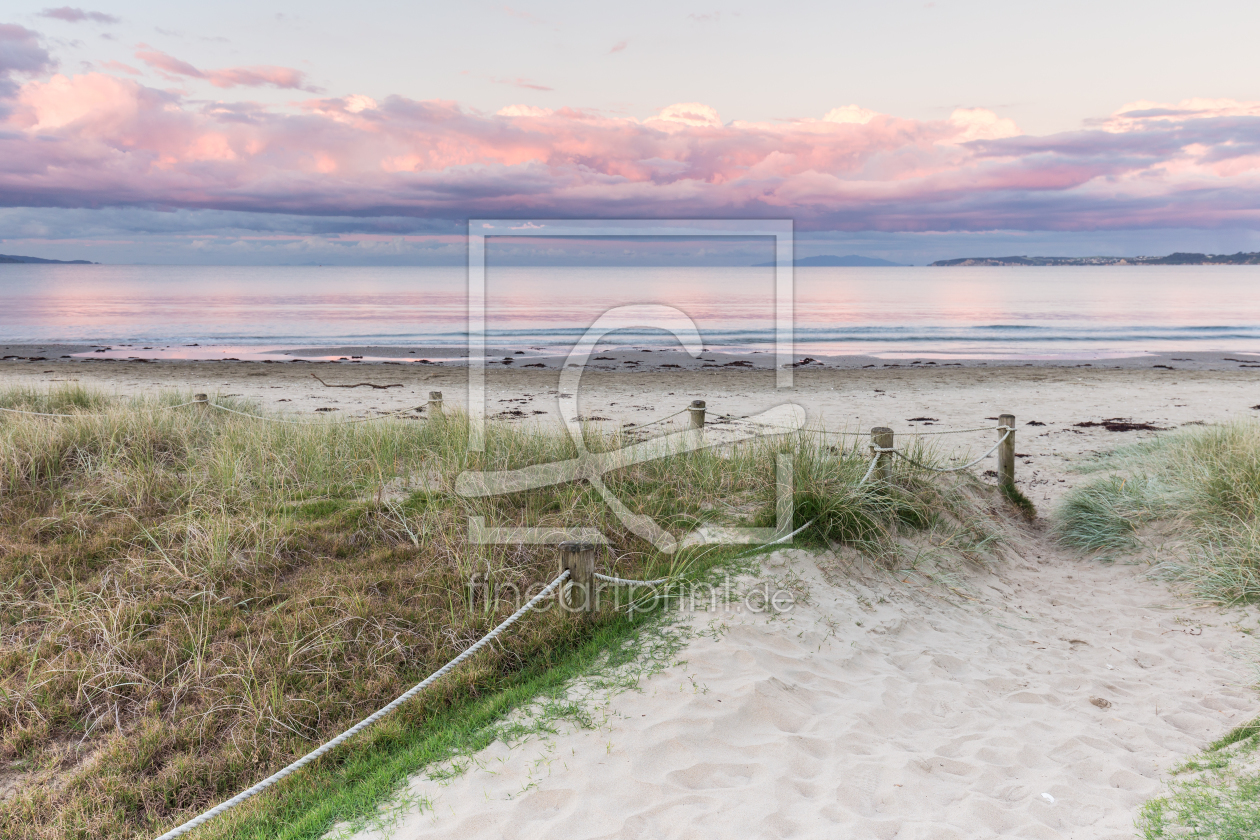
[3,344,1260,371]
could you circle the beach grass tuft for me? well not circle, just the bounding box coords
[1055,421,1260,601]
[0,387,1000,839]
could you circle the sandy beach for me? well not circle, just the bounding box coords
[3,356,1259,837]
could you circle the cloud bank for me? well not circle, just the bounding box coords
[3,31,1260,233]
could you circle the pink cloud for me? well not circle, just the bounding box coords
[134,46,201,79]
[3,69,1260,233]
[133,46,318,91]
[206,66,309,90]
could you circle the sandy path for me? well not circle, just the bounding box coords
[345,543,1256,840]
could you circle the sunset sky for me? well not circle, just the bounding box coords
[3,1,1260,264]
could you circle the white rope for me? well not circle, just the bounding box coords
[152,570,571,840]
[902,425,1007,436]
[891,428,1012,473]
[729,516,819,560]
[857,452,882,485]
[710,417,1005,439]
[0,400,200,419]
[593,572,670,587]
[620,407,689,431]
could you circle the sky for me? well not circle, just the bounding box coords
[3,1,1260,264]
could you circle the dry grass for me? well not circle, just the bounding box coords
[0,386,999,839]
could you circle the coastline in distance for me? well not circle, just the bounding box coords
[753,254,910,267]
[931,252,1260,266]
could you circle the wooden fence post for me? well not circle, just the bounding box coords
[193,393,209,414]
[688,399,706,429]
[428,391,443,416]
[558,541,596,613]
[871,426,894,482]
[688,399,706,446]
[998,413,1016,486]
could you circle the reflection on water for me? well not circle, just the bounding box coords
[2,264,1259,358]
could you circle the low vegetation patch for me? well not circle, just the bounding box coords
[1139,717,1260,839]
[0,386,999,839]
[1056,421,1260,601]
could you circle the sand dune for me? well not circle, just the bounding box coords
[346,542,1254,839]
[3,359,1259,836]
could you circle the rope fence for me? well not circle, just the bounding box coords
[154,569,571,840]
[619,406,690,431]
[885,427,1012,473]
[0,400,202,419]
[1,391,1014,475]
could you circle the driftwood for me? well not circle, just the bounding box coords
[310,374,403,390]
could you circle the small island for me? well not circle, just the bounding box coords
[0,253,96,264]
[931,252,1260,266]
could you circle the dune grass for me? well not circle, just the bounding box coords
[1055,421,1260,602]
[0,386,1001,840]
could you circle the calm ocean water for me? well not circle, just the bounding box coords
[2,264,1260,359]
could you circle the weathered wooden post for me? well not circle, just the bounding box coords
[688,399,706,446]
[998,413,1016,486]
[558,541,596,613]
[688,399,706,430]
[871,426,894,482]
[428,391,444,416]
[193,393,209,414]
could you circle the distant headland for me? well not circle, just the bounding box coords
[753,254,908,267]
[0,253,96,264]
[930,252,1260,266]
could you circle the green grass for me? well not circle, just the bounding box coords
[1139,717,1260,839]
[999,481,1037,521]
[0,386,1001,839]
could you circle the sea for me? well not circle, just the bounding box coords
[2,264,1259,360]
